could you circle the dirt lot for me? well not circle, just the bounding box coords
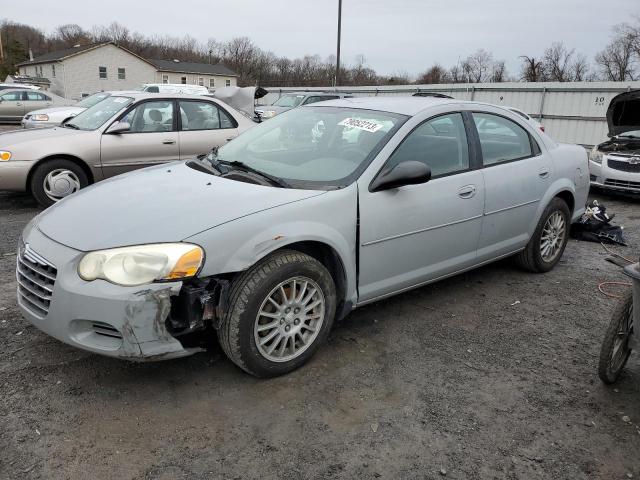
[1,150,640,478]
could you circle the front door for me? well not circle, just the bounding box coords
[177,99,240,159]
[100,99,180,178]
[0,90,25,122]
[358,112,485,303]
[471,112,552,261]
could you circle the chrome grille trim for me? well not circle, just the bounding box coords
[16,243,57,319]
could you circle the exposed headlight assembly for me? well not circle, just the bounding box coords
[0,150,11,161]
[78,243,204,286]
[589,146,603,164]
[32,114,50,121]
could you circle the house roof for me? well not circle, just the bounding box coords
[16,43,110,66]
[150,59,237,77]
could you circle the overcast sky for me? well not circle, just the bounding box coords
[2,0,638,76]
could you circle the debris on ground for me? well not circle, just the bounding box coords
[571,200,627,245]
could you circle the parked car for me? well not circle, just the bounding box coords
[16,96,589,377]
[255,91,351,119]
[589,90,640,194]
[0,92,255,206]
[0,89,73,123]
[0,83,40,91]
[141,84,210,95]
[22,91,132,129]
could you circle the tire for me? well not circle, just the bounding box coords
[30,158,89,208]
[598,291,634,384]
[218,250,337,377]
[515,197,570,273]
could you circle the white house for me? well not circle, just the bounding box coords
[16,42,238,100]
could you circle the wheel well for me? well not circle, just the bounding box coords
[555,190,575,215]
[26,155,94,193]
[277,241,348,315]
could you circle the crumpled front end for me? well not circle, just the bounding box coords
[16,225,203,361]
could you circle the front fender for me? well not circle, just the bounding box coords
[185,184,359,306]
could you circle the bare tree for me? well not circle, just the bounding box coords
[543,42,575,81]
[519,55,544,82]
[596,24,637,81]
[416,63,450,84]
[570,53,590,81]
[490,61,507,82]
[53,24,89,47]
[462,49,493,82]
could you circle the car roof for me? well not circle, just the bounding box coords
[307,96,467,116]
[102,92,223,101]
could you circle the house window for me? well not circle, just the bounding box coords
[51,64,56,78]
[225,79,231,87]
[209,78,215,88]
[99,66,107,79]
[162,74,169,84]
[198,77,204,86]
[181,76,187,84]
[118,68,126,80]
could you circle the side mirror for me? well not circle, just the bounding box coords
[105,121,130,134]
[370,161,431,192]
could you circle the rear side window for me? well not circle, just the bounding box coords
[303,96,339,105]
[386,113,470,177]
[473,113,533,165]
[179,100,237,131]
[26,92,49,101]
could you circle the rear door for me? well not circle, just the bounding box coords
[24,91,53,113]
[100,99,180,178]
[177,99,240,159]
[0,91,25,121]
[472,111,551,261]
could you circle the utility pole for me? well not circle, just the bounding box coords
[0,29,4,62]
[334,0,342,87]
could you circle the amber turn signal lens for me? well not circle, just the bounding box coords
[0,151,11,161]
[165,247,203,279]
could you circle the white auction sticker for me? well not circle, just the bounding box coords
[338,118,384,133]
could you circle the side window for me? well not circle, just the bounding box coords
[473,113,533,165]
[0,91,23,101]
[303,96,337,105]
[26,92,48,101]
[179,101,237,131]
[386,113,470,177]
[99,66,107,79]
[121,101,174,133]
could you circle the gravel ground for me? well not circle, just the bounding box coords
[0,133,639,478]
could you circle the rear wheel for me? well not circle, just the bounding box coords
[218,250,336,377]
[30,158,89,208]
[598,291,634,384]
[515,198,570,273]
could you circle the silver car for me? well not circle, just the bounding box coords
[0,92,255,206]
[0,88,73,123]
[17,97,589,377]
[255,92,351,119]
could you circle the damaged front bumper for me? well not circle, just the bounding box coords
[589,156,640,193]
[17,226,205,361]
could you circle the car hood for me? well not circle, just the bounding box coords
[36,161,325,251]
[0,125,91,146]
[27,106,85,117]
[606,90,640,137]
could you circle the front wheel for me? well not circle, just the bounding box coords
[598,291,634,384]
[30,158,89,208]
[515,198,570,273]
[218,250,336,377]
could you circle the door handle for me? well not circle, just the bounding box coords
[226,136,237,142]
[458,185,477,199]
[162,139,176,145]
[16,102,22,106]
[538,168,550,179]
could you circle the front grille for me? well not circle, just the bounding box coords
[16,243,57,319]
[607,159,640,173]
[91,321,123,339]
[604,179,640,191]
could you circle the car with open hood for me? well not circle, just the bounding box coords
[589,90,640,193]
[17,96,589,377]
[0,92,255,206]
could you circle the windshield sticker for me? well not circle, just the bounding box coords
[338,118,384,133]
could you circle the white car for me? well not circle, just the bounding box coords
[21,92,129,129]
[141,84,210,95]
[506,107,545,133]
[589,90,640,194]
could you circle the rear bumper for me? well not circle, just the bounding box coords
[17,225,199,361]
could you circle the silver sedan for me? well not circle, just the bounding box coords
[17,97,589,377]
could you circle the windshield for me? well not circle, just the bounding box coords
[66,96,133,130]
[273,94,306,108]
[618,130,640,138]
[215,106,407,188]
[75,92,111,109]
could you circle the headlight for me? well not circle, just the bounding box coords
[0,151,11,161]
[78,243,204,286]
[32,114,49,122]
[589,146,603,164]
